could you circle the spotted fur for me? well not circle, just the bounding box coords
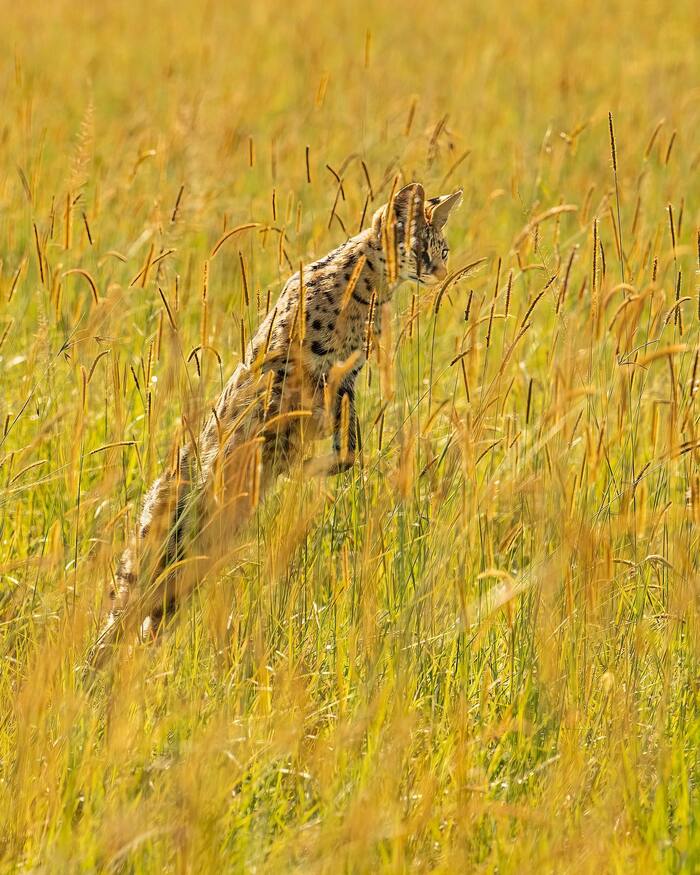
[91,182,462,660]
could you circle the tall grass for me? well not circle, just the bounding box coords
[1,0,698,870]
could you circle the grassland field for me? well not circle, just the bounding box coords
[1,0,699,871]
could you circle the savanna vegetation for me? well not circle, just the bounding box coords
[1,0,699,870]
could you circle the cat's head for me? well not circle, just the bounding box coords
[372,183,462,286]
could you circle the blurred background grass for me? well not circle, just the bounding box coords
[1,0,699,871]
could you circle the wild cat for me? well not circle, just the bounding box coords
[91,182,462,661]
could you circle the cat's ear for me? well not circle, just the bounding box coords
[372,182,426,236]
[393,182,425,219]
[426,189,463,230]
[393,183,426,236]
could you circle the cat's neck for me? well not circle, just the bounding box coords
[346,228,396,302]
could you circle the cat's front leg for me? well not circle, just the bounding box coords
[303,376,361,477]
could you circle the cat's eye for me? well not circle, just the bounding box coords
[442,246,449,259]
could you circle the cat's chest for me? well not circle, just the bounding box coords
[330,311,368,361]
[297,281,371,366]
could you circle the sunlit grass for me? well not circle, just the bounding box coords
[1,0,699,871]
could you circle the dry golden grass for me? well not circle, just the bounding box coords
[1,0,699,871]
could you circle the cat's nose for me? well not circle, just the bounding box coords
[434,265,447,281]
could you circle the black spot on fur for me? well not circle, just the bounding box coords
[312,319,322,330]
[352,290,370,306]
[311,340,328,356]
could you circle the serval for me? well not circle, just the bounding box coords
[91,181,462,662]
